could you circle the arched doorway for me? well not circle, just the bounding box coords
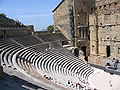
[74,48,79,57]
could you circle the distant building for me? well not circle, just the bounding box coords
[53,0,95,61]
[89,0,120,65]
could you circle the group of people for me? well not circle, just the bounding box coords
[45,44,53,51]
[44,74,53,81]
[67,79,94,90]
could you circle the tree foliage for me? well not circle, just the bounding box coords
[47,25,54,32]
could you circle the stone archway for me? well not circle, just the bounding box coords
[74,48,79,57]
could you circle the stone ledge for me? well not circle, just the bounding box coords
[0,66,3,79]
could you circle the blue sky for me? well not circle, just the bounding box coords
[0,0,61,31]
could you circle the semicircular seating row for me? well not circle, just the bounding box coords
[0,35,94,88]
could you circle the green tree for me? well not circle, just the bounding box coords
[47,25,54,32]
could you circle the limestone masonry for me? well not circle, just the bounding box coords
[53,0,95,61]
[89,0,120,65]
[53,0,120,66]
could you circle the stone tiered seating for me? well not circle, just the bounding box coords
[0,35,94,89]
[49,49,93,78]
[11,35,44,47]
[16,42,94,83]
[0,38,24,67]
[37,32,67,42]
[0,14,22,26]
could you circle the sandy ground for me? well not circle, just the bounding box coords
[89,67,120,90]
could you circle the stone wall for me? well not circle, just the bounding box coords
[53,0,73,41]
[0,66,3,79]
[53,0,95,61]
[0,14,34,37]
[53,0,95,42]
[96,0,119,7]
[26,25,34,31]
[89,0,120,66]
[0,54,3,79]
[74,0,95,57]
[0,28,33,37]
[98,10,120,59]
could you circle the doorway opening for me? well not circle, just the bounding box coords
[74,48,79,57]
[106,46,111,57]
[81,46,88,61]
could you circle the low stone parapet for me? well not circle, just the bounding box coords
[0,66,3,79]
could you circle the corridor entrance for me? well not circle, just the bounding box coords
[81,46,88,61]
[106,46,111,57]
[74,48,79,57]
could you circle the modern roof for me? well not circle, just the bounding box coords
[52,0,65,12]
